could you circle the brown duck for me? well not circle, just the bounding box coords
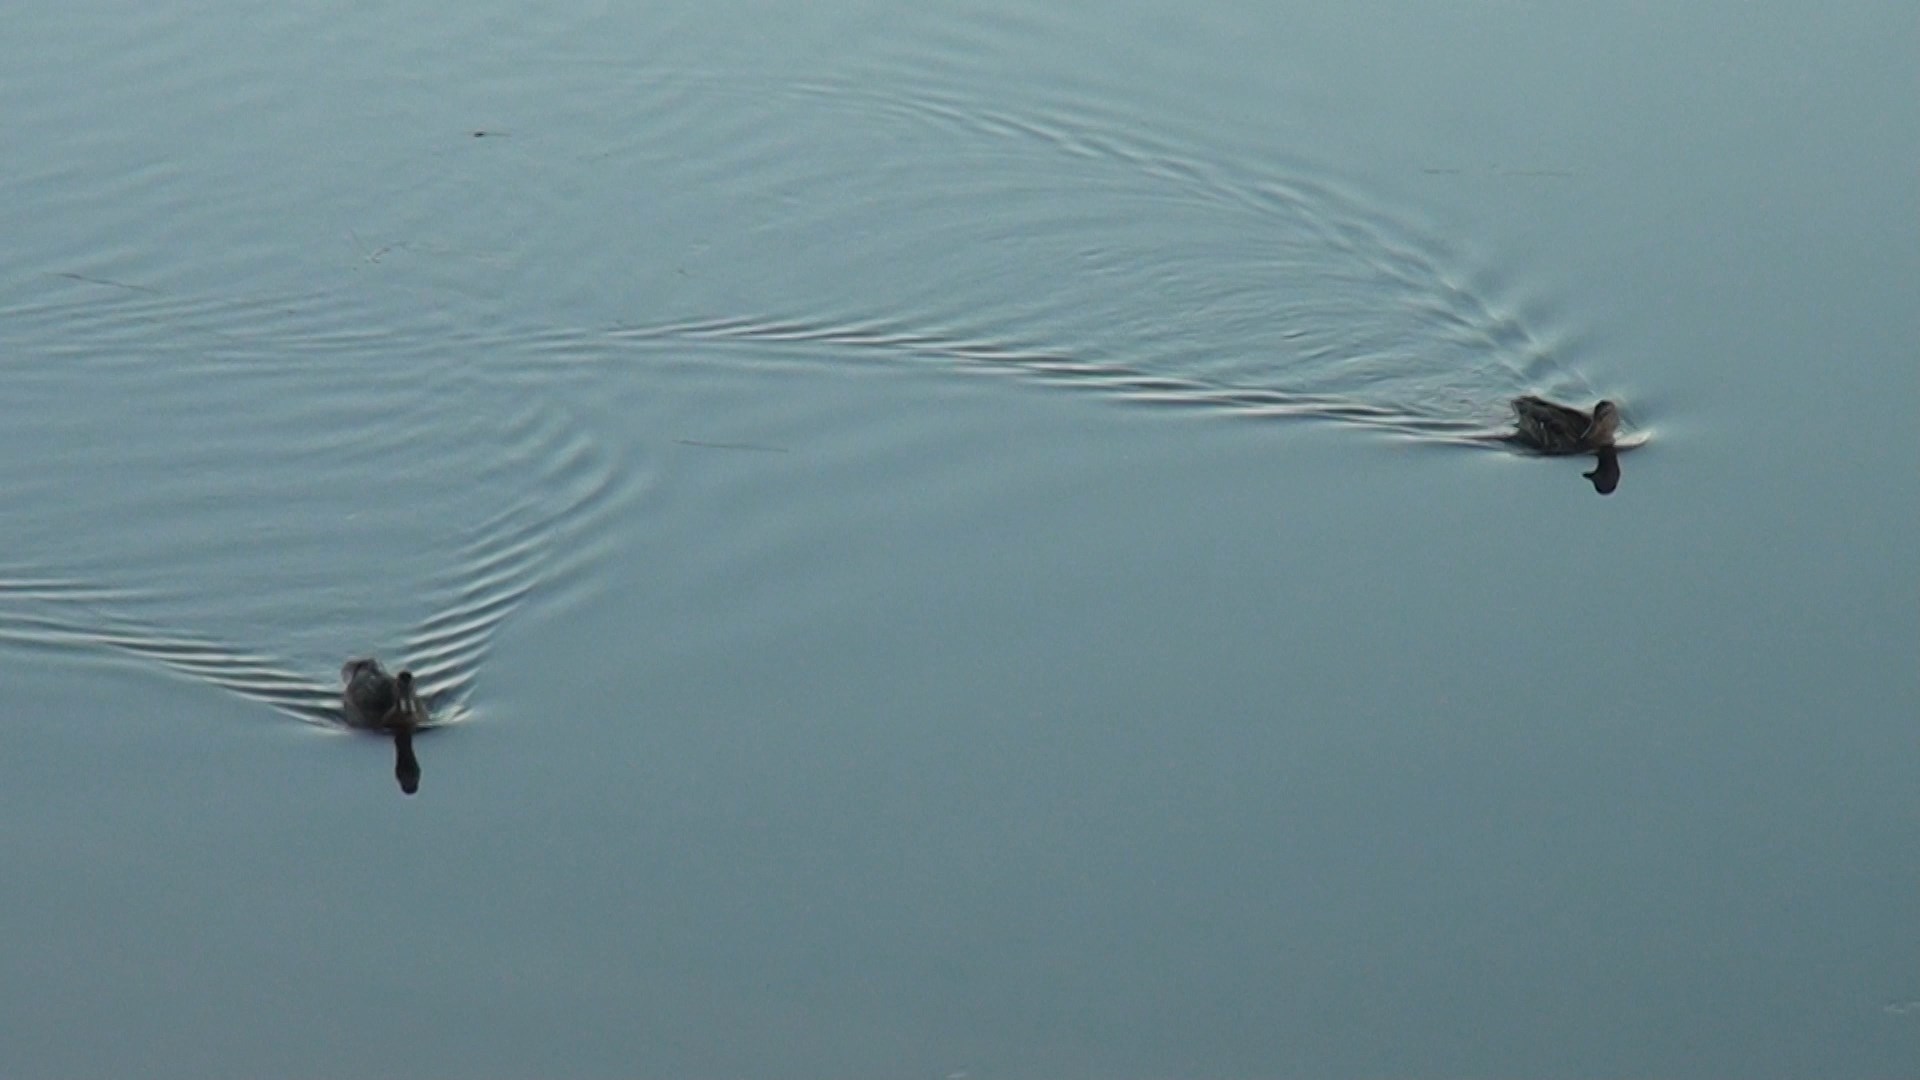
[341,658,426,794]
[1510,397,1622,494]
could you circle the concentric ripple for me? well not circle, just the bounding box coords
[0,275,637,728]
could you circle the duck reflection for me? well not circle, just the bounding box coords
[1510,396,1624,495]
[1583,448,1621,495]
[341,657,427,794]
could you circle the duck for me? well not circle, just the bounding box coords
[341,657,425,794]
[341,657,426,729]
[1511,396,1620,454]
[1510,397,1624,496]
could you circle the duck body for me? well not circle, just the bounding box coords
[1511,396,1620,455]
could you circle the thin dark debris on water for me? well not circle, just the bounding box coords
[48,271,160,294]
[674,438,790,453]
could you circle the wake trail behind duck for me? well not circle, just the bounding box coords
[583,67,1608,442]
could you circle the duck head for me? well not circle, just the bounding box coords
[394,670,422,722]
[1586,400,1620,447]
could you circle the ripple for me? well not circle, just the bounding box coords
[0,276,639,729]
[579,65,1638,446]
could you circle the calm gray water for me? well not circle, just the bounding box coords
[2,1,1915,1077]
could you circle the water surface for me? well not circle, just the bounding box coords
[1,1,1914,1077]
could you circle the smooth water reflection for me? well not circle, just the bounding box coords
[1,0,1914,1077]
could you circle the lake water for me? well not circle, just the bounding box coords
[2,1,1914,1076]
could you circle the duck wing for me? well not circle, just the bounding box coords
[1512,396,1592,452]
